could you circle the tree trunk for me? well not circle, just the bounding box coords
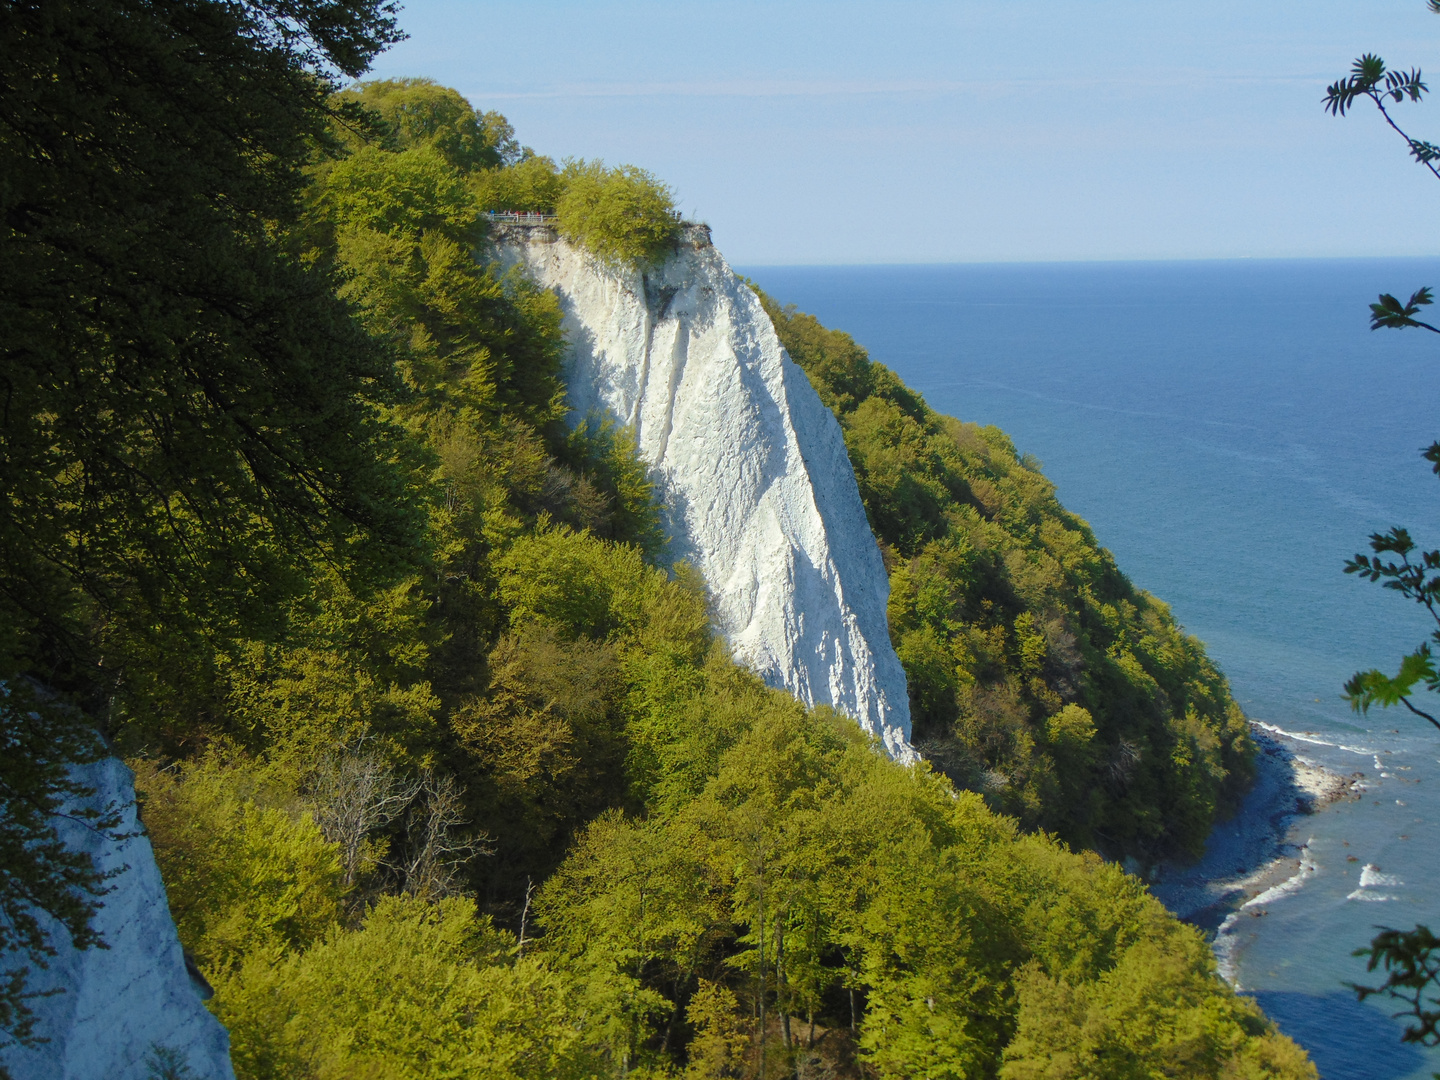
[778,930,793,1052]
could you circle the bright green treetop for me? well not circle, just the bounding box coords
[556,160,683,266]
[337,77,522,172]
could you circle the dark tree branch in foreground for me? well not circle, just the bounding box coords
[1371,288,1440,335]
[1325,54,1440,179]
[1343,525,1440,728]
[0,0,418,1058]
[1330,4,1440,1041]
[1352,926,1440,1045]
[1325,53,1440,335]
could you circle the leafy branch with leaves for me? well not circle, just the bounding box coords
[1325,54,1439,176]
[1352,926,1440,1046]
[1324,43,1440,338]
[1327,7,1440,726]
[1327,2,1440,1055]
[1343,521,1440,730]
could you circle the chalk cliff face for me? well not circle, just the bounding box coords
[0,758,234,1080]
[494,223,914,760]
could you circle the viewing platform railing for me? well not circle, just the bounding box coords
[485,211,709,247]
[485,211,690,225]
[486,211,556,224]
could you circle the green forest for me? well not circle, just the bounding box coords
[1,3,1308,1078]
[756,296,1255,859]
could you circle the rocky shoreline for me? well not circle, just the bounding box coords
[1148,722,1365,972]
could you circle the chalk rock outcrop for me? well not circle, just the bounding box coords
[0,757,234,1080]
[494,223,914,759]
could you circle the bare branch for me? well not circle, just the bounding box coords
[306,748,419,890]
[389,769,490,900]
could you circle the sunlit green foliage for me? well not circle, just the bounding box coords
[136,752,604,1080]
[135,757,345,972]
[217,78,673,795]
[140,85,698,960]
[559,417,667,558]
[451,524,710,885]
[755,291,1254,859]
[495,526,672,642]
[323,144,481,239]
[13,36,1311,1077]
[556,161,682,265]
[1003,940,1317,1079]
[683,980,749,1079]
[336,78,522,173]
[213,895,600,1080]
[537,691,1313,1080]
[473,154,567,214]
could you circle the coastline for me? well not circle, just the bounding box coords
[1149,722,1365,983]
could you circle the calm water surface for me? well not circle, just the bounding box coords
[741,259,1440,1080]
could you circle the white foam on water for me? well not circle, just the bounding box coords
[1358,864,1402,888]
[1214,910,1244,988]
[1212,847,1318,991]
[1242,848,1318,910]
[1254,721,1373,755]
[1346,863,1403,902]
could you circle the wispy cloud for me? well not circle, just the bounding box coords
[474,72,1325,101]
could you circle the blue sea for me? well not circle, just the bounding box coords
[742,259,1440,1080]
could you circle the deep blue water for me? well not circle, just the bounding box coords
[741,259,1440,1079]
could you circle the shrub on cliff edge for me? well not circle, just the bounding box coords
[555,161,681,266]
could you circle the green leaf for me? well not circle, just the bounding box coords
[1345,646,1436,713]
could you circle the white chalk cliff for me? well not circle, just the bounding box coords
[0,757,235,1080]
[494,222,915,760]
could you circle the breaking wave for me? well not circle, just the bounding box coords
[1254,721,1373,756]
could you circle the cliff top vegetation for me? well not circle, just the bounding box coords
[553,160,682,265]
[2,6,1295,1075]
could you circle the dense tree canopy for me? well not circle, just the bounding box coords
[0,9,1309,1069]
[555,161,682,265]
[336,77,522,172]
[755,293,1254,859]
[139,524,1313,1080]
[0,0,412,1054]
[125,75,1301,1073]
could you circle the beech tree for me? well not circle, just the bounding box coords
[0,0,415,1056]
[555,161,682,266]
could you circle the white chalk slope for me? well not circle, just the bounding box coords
[495,223,914,759]
[0,757,234,1080]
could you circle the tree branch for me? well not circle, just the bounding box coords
[1400,695,1440,732]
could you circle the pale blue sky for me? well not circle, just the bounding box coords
[368,1,1440,263]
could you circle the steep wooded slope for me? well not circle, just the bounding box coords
[494,222,913,759]
[758,294,1254,859]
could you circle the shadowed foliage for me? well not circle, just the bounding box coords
[755,290,1254,859]
[0,25,1313,1074]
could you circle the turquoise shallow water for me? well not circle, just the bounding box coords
[742,258,1440,1079]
